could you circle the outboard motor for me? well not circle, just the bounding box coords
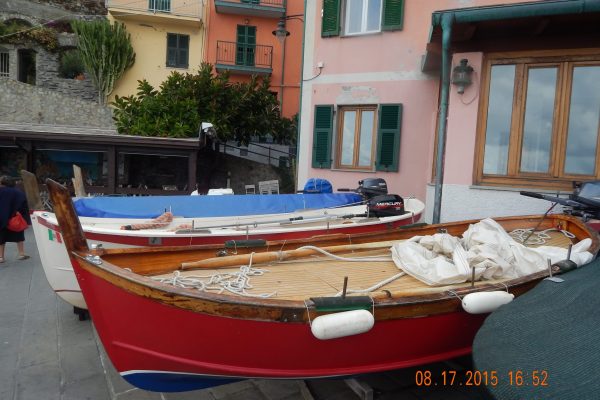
[367,194,406,217]
[339,178,406,217]
[356,178,389,200]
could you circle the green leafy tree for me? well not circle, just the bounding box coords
[112,63,297,145]
[71,20,135,104]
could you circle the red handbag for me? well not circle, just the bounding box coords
[7,211,27,232]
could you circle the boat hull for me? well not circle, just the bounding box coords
[75,260,484,392]
[33,202,424,309]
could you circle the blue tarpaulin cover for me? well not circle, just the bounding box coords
[74,193,363,218]
[303,178,333,193]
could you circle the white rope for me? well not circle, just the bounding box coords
[334,272,406,296]
[153,253,276,298]
[296,245,392,262]
[509,227,575,245]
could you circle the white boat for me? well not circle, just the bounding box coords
[33,197,425,311]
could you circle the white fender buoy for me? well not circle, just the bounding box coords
[311,309,374,340]
[461,291,514,314]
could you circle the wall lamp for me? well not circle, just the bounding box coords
[451,59,474,94]
[272,14,304,45]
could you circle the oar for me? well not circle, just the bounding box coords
[180,240,400,270]
[175,211,368,233]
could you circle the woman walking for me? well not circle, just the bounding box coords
[0,176,31,263]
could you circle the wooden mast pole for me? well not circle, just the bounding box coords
[46,179,89,254]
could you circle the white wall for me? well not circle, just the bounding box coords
[425,184,567,223]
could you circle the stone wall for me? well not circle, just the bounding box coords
[1,0,106,17]
[0,77,115,127]
[1,0,101,101]
[32,42,99,101]
[31,0,107,14]
[0,39,98,101]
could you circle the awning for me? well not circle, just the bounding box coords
[422,0,600,72]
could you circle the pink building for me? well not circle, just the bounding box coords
[298,0,600,222]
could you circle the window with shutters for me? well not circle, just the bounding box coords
[475,50,600,190]
[166,33,189,68]
[322,0,403,38]
[236,25,256,67]
[312,104,401,171]
[336,106,377,169]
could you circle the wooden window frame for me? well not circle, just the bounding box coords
[335,105,378,170]
[474,49,600,190]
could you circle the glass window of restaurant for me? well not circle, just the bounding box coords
[118,152,188,191]
[33,148,108,186]
[0,145,27,178]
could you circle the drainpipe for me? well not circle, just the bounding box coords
[432,13,453,224]
[294,0,307,191]
[280,29,286,112]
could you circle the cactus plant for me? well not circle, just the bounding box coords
[71,20,135,104]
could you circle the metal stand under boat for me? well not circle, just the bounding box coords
[461,291,514,314]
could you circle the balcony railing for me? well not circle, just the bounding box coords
[214,0,285,18]
[106,0,203,20]
[216,40,272,74]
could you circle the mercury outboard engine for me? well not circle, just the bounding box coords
[338,178,406,217]
[367,194,406,217]
[356,178,405,217]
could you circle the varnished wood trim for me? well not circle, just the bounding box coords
[475,49,600,189]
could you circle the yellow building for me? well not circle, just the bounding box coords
[106,0,207,101]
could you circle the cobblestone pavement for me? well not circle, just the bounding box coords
[0,230,492,400]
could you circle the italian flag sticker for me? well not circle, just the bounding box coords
[48,229,62,243]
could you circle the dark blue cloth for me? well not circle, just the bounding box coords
[0,186,31,229]
[73,193,363,218]
[303,178,333,193]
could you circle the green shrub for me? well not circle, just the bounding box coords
[59,49,85,79]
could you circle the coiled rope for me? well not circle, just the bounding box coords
[153,253,276,298]
[509,228,575,245]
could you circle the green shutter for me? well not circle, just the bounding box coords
[376,104,402,171]
[312,105,334,169]
[236,25,255,66]
[382,0,404,31]
[179,35,189,68]
[321,0,340,37]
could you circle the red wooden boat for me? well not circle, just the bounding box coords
[47,179,598,392]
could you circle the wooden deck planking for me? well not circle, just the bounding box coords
[154,230,574,300]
